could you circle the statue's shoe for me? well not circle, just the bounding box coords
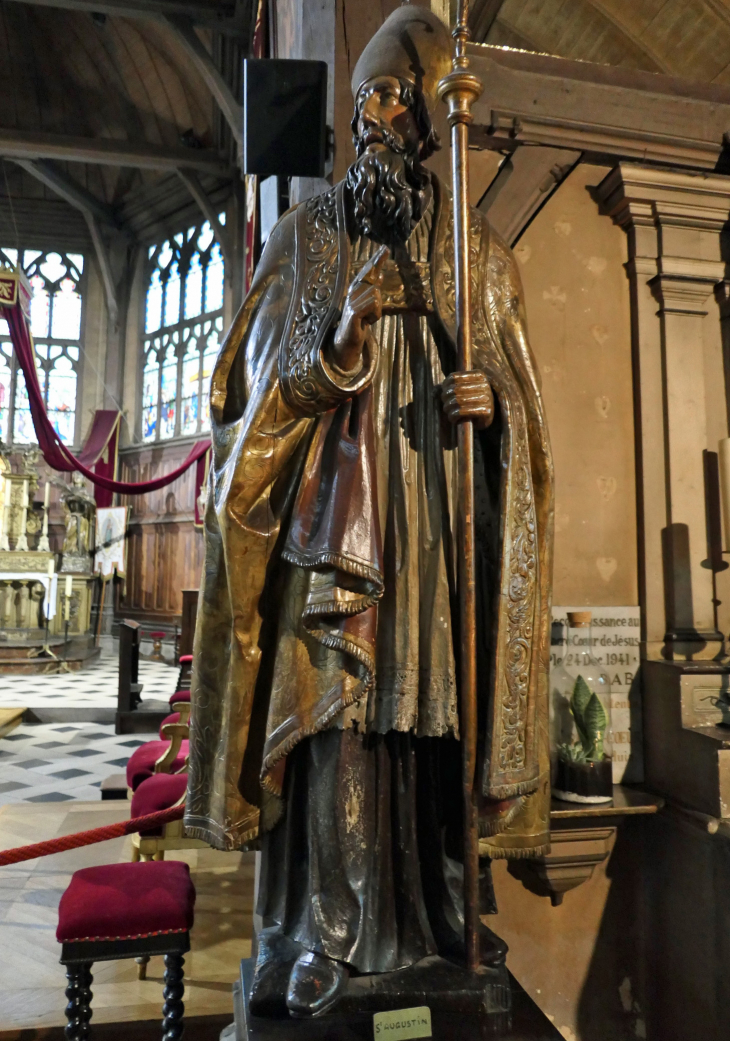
[249,927,302,1017]
[285,950,350,1018]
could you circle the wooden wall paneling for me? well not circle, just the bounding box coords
[117,441,204,625]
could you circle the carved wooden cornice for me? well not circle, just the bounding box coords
[468,44,730,171]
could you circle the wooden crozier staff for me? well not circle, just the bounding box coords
[437,0,484,974]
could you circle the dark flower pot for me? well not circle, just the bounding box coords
[553,757,613,803]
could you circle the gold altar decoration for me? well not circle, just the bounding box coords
[0,454,96,649]
[56,472,95,574]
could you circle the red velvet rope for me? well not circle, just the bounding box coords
[0,804,185,866]
[1,299,210,494]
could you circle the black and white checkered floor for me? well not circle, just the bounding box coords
[0,722,147,804]
[0,652,175,711]
[0,652,180,804]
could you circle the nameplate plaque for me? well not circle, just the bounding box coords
[373,1006,432,1040]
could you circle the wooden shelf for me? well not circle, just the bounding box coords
[509,787,663,905]
[551,785,664,820]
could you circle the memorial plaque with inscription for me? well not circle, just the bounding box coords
[551,606,642,783]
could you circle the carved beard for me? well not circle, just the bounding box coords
[345,128,430,248]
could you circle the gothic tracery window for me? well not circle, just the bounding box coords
[142,218,225,442]
[0,247,84,446]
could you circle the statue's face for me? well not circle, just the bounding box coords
[347,75,430,246]
[355,75,420,155]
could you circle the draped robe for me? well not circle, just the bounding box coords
[185,174,554,864]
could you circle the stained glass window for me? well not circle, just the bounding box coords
[142,217,225,442]
[0,343,12,442]
[0,247,84,446]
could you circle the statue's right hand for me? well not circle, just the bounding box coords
[331,246,389,374]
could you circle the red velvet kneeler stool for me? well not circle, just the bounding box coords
[57,861,196,1040]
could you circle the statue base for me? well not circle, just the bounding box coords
[59,553,93,574]
[232,956,563,1040]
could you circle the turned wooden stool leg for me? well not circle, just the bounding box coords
[64,962,93,1041]
[136,955,150,980]
[162,952,185,1041]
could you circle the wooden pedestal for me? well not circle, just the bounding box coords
[232,957,563,1040]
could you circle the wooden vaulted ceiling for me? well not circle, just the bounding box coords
[472,0,730,85]
[0,4,212,204]
[3,0,730,245]
[0,8,212,153]
[0,0,252,246]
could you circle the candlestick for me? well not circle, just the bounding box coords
[0,475,8,552]
[44,559,54,622]
[38,481,50,552]
[15,477,29,551]
[64,575,72,622]
[720,438,730,552]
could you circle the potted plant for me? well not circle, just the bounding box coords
[554,674,613,803]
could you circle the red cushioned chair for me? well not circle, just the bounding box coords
[167,689,191,728]
[57,861,195,1038]
[130,774,206,861]
[126,732,189,791]
[131,773,188,847]
[176,654,193,692]
[159,711,181,737]
[159,693,191,738]
[128,774,207,979]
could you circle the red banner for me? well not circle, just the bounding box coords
[87,412,120,508]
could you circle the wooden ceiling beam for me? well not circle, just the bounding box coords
[477,147,581,246]
[12,159,128,322]
[0,128,231,174]
[177,167,231,266]
[12,159,120,230]
[469,0,509,43]
[468,44,730,171]
[83,212,119,325]
[580,0,670,75]
[0,0,244,33]
[164,15,243,150]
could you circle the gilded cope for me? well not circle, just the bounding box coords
[186,6,554,1019]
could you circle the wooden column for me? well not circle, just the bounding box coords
[597,164,730,660]
[273,0,335,203]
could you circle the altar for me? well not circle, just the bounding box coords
[0,454,99,673]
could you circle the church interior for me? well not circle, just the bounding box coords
[1,1,730,1039]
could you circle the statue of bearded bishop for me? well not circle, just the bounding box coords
[186,5,554,1020]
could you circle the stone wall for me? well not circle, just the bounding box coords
[515,162,638,608]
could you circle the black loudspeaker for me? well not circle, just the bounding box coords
[243,59,328,177]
